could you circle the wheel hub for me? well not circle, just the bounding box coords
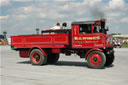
[35,55,40,59]
[32,52,41,63]
[93,57,98,62]
[90,54,102,66]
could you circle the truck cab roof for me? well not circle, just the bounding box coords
[72,20,102,26]
[72,21,95,25]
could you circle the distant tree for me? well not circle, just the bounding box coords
[111,33,121,35]
[0,35,4,39]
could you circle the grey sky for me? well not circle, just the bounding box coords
[0,0,128,37]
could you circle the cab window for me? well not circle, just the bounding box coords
[93,25,101,33]
[79,24,91,34]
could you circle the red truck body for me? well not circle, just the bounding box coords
[11,34,69,48]
[11,19,114,69]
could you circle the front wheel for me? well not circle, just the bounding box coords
[30,49,47,65]
[87,51,106,69]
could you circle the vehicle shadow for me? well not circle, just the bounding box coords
[17,60,114,68]
[17,61,31,64]
[17,60,88,67]
[55,61,114,69]
[55,61,88,67]
[105,64,114,68]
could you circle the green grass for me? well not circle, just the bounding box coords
[121,44,128,48]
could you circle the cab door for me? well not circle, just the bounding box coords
[72,24,103,48]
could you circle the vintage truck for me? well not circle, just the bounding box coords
[11,19,114,69]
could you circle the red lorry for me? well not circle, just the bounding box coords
[11,19,114,69]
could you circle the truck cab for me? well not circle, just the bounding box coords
[71,19,113,49]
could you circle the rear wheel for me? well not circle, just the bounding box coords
[105,53,115,66]
[87,51,106,69]
[30,49,47,65]
[47,54,59,64]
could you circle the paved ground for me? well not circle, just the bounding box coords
[0,46,128,85]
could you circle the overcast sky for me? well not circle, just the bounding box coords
[0,0,128,37]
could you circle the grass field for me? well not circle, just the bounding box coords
[121,44,128,48]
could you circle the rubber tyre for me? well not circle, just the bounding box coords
[105,53,115,66]
[87,51,106,69]
[30,49,47,65]
[47,54,59,64]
